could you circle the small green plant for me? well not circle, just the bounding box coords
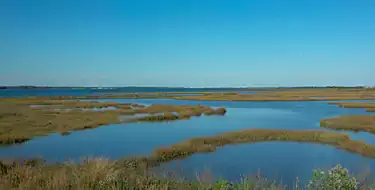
[211,179,231,189]
[308,164,358,190]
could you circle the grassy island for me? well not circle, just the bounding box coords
[328,102,375,111]
[151,129,375,163]
[320,115,375,134]
[0,98,226,145]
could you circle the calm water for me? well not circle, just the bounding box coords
[1,89,375,185]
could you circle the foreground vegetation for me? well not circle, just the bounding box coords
[0,157,364,190]
[0,99,226,145]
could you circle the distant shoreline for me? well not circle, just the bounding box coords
[0,86,52,90]
[0,85,373,90]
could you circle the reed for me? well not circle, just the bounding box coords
[0,156,366,190]
[0,156,290,190]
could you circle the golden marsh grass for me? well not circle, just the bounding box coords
[328,102,375,111]
[0,99,226,145]
[320,115,375,134]
[149,129,375,163]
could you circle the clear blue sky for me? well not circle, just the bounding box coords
[1,0,374,87]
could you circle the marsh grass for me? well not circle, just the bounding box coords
[0,156,372,190]
[149,129,375,163]
[0,156,293,190]
[125,106,227,122]
[328,102,375,110]
[0,101,122,144]
[203,107,227,116]
[320,115,375,134]
[128,112,180,122]
[0,99,226,145]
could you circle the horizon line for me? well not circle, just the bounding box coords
[1,85,373,89]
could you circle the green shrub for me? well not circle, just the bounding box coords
[308,164,357,190]
[211,179,231,189]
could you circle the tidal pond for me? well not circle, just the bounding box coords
[1,97,375,184]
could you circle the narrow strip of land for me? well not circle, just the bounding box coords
[19,88,375,101]
[320,115,375,134]
[328,102,375,109]
[149,129,375,163]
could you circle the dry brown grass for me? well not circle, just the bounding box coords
[0,157,198,190]
[328,102,375,115]
[149,129,375,164]
[151,129,354,162]
[127,112,180,122]
[178,111,193,119]
[328,102,375,109]
[0,156,290,190]
[320,115,375,134]
[0,101,123,144]
[135,104,188,113]
[0,99,227,145]
[124,106,227,123]
[2,98,123,110]
[203,107,227,115]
